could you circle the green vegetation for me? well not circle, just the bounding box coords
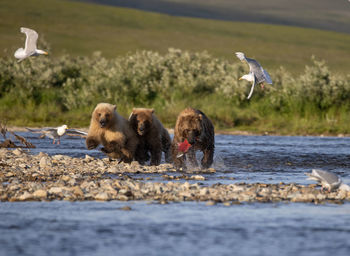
[0,0,350,74]
[0,0,349,134]
[80,0,350,34]
[1,49,349,135]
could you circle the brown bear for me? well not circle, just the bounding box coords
[128,108,172,165]
[171,107,215,169]
[86,103,138,163]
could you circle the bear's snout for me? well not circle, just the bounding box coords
[138,123,146,135]
[187,131,197,145]
[99,119,107,128]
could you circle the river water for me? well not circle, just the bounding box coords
[1,133,350,256]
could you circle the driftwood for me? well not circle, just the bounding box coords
[0,121,36,148]
[10,132,36,148]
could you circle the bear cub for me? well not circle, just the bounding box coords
[129,108,172,166]
[86,103,138,163]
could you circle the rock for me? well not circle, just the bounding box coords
[200,188,209,196]
[12,148,23,156]
[52,155,65,161]
[39,157,51,168]
[33,189,47,199]
[84,155,94,162]
[190,175,205,181]
[116,195,129,201]
[48,187,63,194]
[0,148,9,157]
[206,201,216,206]
[119,206,132,211]
[19,191,33,201]
[95,192,109,201]
[72,186,84,197]
[108,166,120,174]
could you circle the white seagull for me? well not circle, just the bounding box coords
[305,169,350,192]
[14,27,48,62]
[235,52,273,99]
[26,125,87,145]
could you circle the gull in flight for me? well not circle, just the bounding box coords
[26,125,87,145]
[305,169,350,192]
[235,52,273,99]
[14,27,48,62]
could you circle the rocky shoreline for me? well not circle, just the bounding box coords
[1,148,349,204]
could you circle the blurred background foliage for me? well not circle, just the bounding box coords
[1,49,349,135]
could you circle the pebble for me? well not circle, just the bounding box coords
[119,206,132,211]
[12,148,23,156]
[95,192,109,201]
[33,189,48,199]
[39,157,51,168]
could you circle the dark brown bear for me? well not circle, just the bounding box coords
[86,103,138,163]
[171,107,214,169]
[129,108,172,165]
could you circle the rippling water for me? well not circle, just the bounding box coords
[1,133,350,256]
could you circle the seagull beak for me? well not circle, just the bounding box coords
[43,51,48,55]
[239,77,243,80]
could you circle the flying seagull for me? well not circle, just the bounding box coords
[14,27,48,62]
[305,169,350,192]
[235,52,273,99]
[26,125,87,145]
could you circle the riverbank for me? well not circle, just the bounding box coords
[1,148,349,204]
[5,126,350,138]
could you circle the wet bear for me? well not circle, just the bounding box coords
[171,107,214,169]
[86,103,138,163]
[129,108,172,165]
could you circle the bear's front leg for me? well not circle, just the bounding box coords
[120,148,133,163]
[86,137,99,150]
[201,147,214,169]
[187,148,199,167]
[150,147,162,166]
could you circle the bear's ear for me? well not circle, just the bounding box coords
[113,105,117,111]
[128,112,135,121]
[150,109,155,114]
[198,114,203,121]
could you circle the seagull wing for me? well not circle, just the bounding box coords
[235,52,251,70]
[262,68,273,84]
[21,27,38,55]
[247,75,256,100]
[66,129,88,137]
[235,52,246,62]
[26,127,50,133]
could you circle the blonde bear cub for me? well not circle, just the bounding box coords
[86,103,138,163]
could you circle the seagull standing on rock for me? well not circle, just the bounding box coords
[14,27,48,62]
[26,125,87,145]
[235,52,273,99]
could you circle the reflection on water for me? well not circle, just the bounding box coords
[2,132,349,256]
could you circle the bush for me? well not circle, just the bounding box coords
[0,49,349,133]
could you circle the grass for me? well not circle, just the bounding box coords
[1,0,350,135]
[78,0,350,34]
[0,0,349,74]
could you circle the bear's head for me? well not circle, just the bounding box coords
[93,103,116,128]
[129,108,154,136]
[178,112,202,145]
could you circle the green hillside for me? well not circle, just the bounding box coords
[0,0,350,74]
[78,0,350,34]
